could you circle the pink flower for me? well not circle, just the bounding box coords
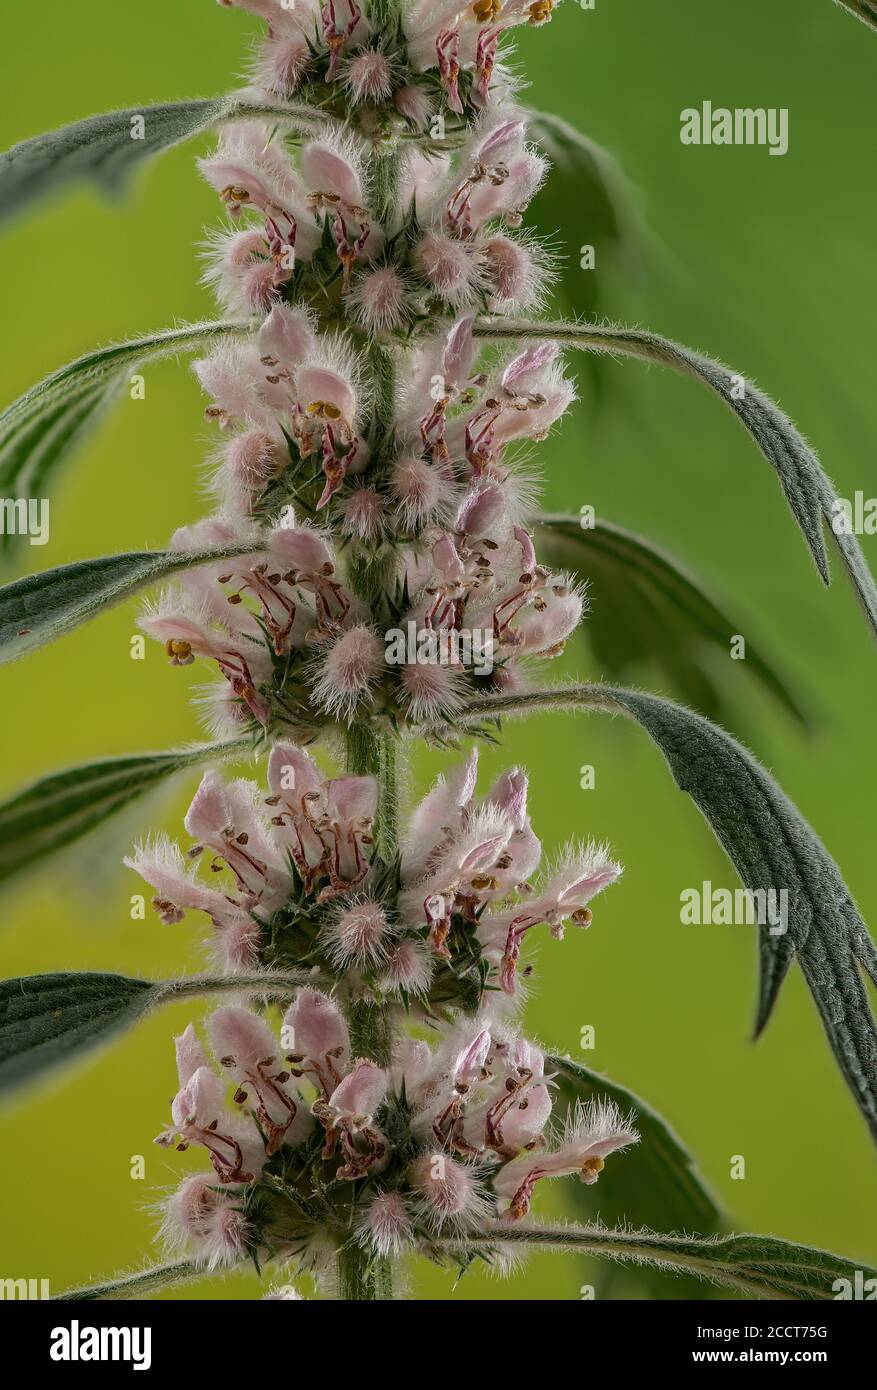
[399,660,467,725]
[400,752,542,956]
[478,843,623,993]
[348,265,409,332]
[200,123,376,289]
[209,1006,311,1154]
[390,454,457,531]
[338,486,386,541]
[480,233,553,312]
[283,988,351,1097]
[184,769,294,911]
[312,1059,390,1179]
[266,742,377,893]
[156,1025,266,1184]
[376,938,435,997]
[160,1173,250,1270]
[494,1099,639,1219]
[124,833,263,970]
[394,85,434,128]
[415,231,482,305]
[139,590,272,724]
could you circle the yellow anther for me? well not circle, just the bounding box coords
[527,0,553,23]
[306,400,343,420]
[472,0,503,20]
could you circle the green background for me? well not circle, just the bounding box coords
[0,0,875,1300]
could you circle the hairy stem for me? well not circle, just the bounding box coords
[337,1242,393,1301]
[154,971,321,1005]
[53,1260,205,1302]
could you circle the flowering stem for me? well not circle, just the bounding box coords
[337,1242,393,1301]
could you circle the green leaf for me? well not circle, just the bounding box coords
[0,972,156,1094]
[0,970,316,1097]
[474,317,877,647]
[0,740,248,887]
[0,320,243,556]
[0,543,252,664]
[438,1223,876,1301]
[548,1055,720,1234]
[535,513,807,728]
[0,96,322,227]
[460,684,877,1145]
[835,0,877,32]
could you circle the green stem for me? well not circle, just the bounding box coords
[54,1260,205,1302]
[154,970,321,1005]
[337,1242,393,1301]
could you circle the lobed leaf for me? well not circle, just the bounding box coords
[0,739,249,887]
[460,684,877,1145]
[0,320,243,556]
[474,317,877,647]
[0,544,252,664]
[535,513,807,727]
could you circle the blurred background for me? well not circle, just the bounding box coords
[0,0,875,1300]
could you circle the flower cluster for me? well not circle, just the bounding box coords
[143,312,580,735]
[128,745,620,997]
[158,993,637,1275]
[138,7,575,744]
[138,0,639,1294]
[220,0,559,118]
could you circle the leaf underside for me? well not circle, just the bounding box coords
[0,99,229,226]
[461,684,877,1145]
[0,95,324,230]
[0,320,241,558]
[0,544,250,663]
[0,740,246,887]
[535,514,808,728]
[0,972,155,1095]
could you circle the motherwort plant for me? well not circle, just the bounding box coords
[0,0,876,1301]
